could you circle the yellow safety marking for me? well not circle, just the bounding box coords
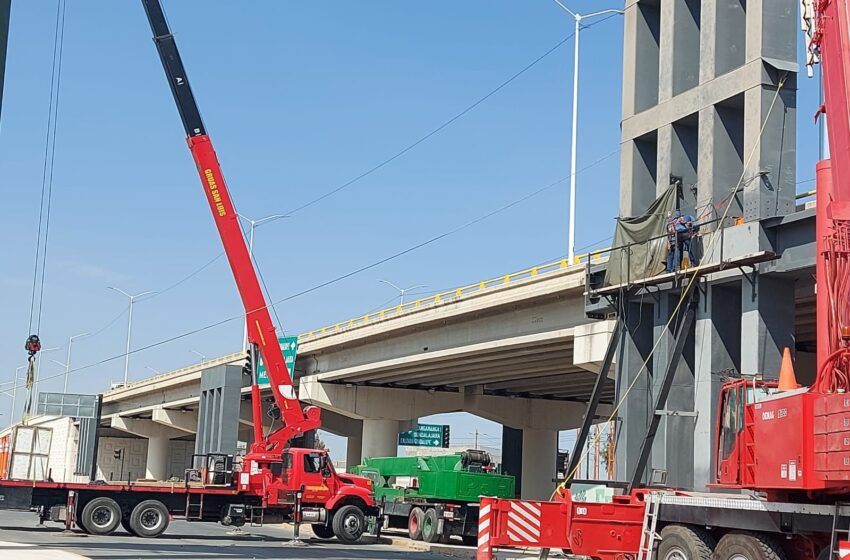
[531,267,538,276]
[455,288,462,296]
[255,320,266,346]
[434,294,441,303]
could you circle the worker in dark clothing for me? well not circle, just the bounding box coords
[665,214,700,272]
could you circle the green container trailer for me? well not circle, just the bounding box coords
[350,451,514,545]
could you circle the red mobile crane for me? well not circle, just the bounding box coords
[477,2,850,560]
[0,1,376,542]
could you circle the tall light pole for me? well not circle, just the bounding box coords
[108,287,157,387]
[236,212,288,352]
[61,332,89,393]
[34,347,60,402]
[5,366,26,428]
[379,280,428,306]
[145,366,161,375]
[190,350,206,362]
[551,1,624,262]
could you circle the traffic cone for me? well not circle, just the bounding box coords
[778,347,799,391]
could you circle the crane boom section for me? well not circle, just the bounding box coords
[141,0,320,448]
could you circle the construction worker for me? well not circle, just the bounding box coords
[665,217,679,273]
[665,213,700,272]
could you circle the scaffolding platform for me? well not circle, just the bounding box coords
[590,250,776,297]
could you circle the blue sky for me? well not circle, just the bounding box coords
[0,2,820,459]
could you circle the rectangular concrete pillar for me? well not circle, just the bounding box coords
[346,435,362,470]
[145,435,170,481]
[741,274,795,377]
[520,428,557,500]
[362,419,399,459]
[501,426,522,498]
[693,282,741,490]
[195,365,243,458]
[615,300,654,481]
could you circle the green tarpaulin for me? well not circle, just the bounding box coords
[604,185,678,287]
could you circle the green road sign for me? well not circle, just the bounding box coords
[257,336,298,387]
[398,423,450,448]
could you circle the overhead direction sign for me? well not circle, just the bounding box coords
[398,423,450,448]
[257,336,298,387]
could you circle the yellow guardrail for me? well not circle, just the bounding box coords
[303,250,611,339]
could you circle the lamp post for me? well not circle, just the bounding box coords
[3,366,26,428]
[61,332,89,393]
[145,366,161,375]
[108,287,157,386]
[190,350,206,362]
[236,212,288,352]
[551,0,624,262]
[34,347,60,402]
[379,280,427,306]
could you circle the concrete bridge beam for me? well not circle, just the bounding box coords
[152,407,198,434]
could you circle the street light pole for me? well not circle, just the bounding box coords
[62,332,89,393]
[9,366,25,428]
[108,287,156,387]
[190,350,206,362]
[236,212,288,352]
[379,280,428,306]
[551,1,624,262]
[34,347,60,403]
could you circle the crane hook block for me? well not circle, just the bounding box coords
[25,334,41,357]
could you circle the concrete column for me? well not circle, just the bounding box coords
[501,426,523,498]
[741,274,795,377]
[145,435,170,481]
[693,282,741,489]
[520,429,557,500]
[362,419,399,459]
[346,435,363,470]
[615,300,654,484]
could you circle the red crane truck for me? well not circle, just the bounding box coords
[0,0,377,542]
[477,2,850,560]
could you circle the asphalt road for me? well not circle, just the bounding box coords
[0,510,452,560]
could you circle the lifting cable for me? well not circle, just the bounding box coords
[557,73,790,492]
[23,0,67,422]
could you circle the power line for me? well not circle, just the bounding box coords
[283,33,576,217]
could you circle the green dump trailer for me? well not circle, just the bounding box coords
[350,451,514,545]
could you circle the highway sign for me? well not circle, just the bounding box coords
[398,423,450,448]
[257,336,298,387]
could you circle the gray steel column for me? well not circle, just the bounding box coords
[740,274,795,378]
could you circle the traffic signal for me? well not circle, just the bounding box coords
[113,449,123,460]
[441,425,450,448]
[242,350,253,378]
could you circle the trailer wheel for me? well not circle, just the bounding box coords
[408,507,424,540]
[422,508,441,543]
[121,517,136,536]
[80,497,121,536]
[129,500,169,538]
[311,523,335,539]
[713,531,787,560]
[656,524,715,560]
[332,504,366,544]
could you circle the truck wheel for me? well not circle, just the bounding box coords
[80,497,121,536]
[656,524,715,560]
[129,500,169,538]
[462,534,477,546]
[332,504,366,544]
[311,523,335,539]
[713,531,787,560]
[408,507,424,540]
[422,508,441,543]
[121,517,136,536]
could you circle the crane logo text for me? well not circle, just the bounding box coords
[204,169,227,216]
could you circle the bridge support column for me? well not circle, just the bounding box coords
[146,435,170,481]
[362,419,399,459]
[346,435,363,469]
[520,428,557,500]
[109,416,183,482]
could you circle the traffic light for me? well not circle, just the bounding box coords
[242,350,253,378]
[441,425,450,448]
[113,448,123,460]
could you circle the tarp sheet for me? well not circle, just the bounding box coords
[604,185,678,287]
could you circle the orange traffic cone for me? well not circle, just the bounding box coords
[778,347,800,391]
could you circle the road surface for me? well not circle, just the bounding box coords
[0,509,453,559]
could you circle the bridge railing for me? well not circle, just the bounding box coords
[302,250,611,340]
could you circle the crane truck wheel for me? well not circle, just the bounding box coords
[422,508,442,543]
[655,524,715,560]
[332,504,366,544]
[129,500,170,538]
[311,523,335,539]
[713,531,787,560]
[80,497,122,536]
[408,507,425,540]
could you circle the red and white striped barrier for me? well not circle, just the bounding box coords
[477,497,494,560]
[505,500,541,545]
[839,541,850,560]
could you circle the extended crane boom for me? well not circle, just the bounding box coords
[141,0,320,453]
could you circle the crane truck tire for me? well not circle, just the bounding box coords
[713,531,787,560]
[128,500,170,538]
[421,508,442,543]
[655,524,715,560]
[80,497,122,536]
[311,523,335,539]
[332,504,366,544]
[408,507,424,540]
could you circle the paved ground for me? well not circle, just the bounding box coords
[0,510,453,560]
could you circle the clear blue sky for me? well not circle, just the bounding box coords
[0,1,820,458]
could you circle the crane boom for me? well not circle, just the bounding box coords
[141,0,320,452]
